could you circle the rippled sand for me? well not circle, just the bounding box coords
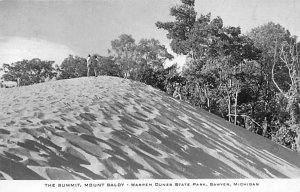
[0,76,299,179]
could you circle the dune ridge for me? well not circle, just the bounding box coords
[0,76,299,179]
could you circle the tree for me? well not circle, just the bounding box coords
[1,58,56,86]
[249,23,300,149]
[109,34,174,81]
[156,0,197,55]
[59,55,87,79]
[271,39,300,151]
[247,22,293,121]
[136,38,173,70]
[157,0,260,125]
[109,34,137,78]
[94,55,122,77]
[249,23,293,88]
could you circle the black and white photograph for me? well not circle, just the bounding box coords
[0,0,300,191]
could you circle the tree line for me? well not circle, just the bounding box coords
[1,0,299,151]
[0,34,177,89]
[156,0,300,151]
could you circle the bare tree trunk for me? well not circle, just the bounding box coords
[296,128,300,152]
[228,94,231,122]
[203,87,210,112]
[262,117,268,137]
[207,98,210,112]
[234,90,238,125]
[228,79,232,122]
[272,38,284,94]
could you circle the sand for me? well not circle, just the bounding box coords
[0,76,299,179]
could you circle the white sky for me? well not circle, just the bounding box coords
[0,0,300,73]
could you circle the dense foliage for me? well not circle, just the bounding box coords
[156,0,300,151]
[59,55,87,79]
[1,58,56,86]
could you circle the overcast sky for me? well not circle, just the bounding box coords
[0,0,300,70]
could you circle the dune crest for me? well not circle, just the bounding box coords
[0,76,299,179]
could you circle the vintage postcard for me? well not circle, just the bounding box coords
[0,0,299,192]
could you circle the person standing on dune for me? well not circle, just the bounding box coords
[94,55,102,77]
[17,77,20,87]
[86,54,92,77]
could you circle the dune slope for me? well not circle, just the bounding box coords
[0,76,299,179]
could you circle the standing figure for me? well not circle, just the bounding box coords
[86,54,92,77]
[94,55,101,77]
[17,77,20,87]
[173,82,182,100]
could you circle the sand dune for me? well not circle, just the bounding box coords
[0,76,299,179]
